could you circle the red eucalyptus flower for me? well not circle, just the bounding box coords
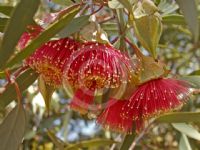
[17,25,43,50]
[25,37,80,86]
[69,88,95,114]
[97,99,143,133]
[97,78,190,133]
[63,42,135,113]
[64,42,134,90]
[121,78,190,121]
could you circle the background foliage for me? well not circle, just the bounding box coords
[0,0,200,149]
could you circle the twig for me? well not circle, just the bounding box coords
[89,5,103,16]
[110,134,122,150]
[129,120,154,150]
[125,37,143,58]
[4,69,22,104]
[99,16,115,24]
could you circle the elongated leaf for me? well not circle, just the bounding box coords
[158,0,178,15]
[101,22,118,33]
[0,0,40,70]
[0,68,38,110]
[108,0,135,10]
[0,105,26,150]
[58,15,90,38]
[0,5,14,16]
[172,123,200,141]
[189,70,200,75]
[132,14,162,58]
[162,14,186,25]
[179,134,192,150]
[108,0,124,9]
[120,133,136,150]
[118,0,134,11]
[156,112,200,123]
[181,76,200,88]
[64,139,117,150]
[0,18,9,32]
[6,5,80,68]
[52,0,75,6]
[176,0,199,42]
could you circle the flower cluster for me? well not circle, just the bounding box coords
[19,25,191,134]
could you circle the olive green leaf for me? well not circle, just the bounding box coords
[0,105,26,150]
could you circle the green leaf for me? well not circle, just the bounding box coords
[179,134,192,150]
[6,5,80,69]
[156,112,200,123]
[52,0,81,6]
[118,0,134,11]
[172,123,200,141]
[58,15,90,38]
[0,5,14,16]
[0,0,40,70]
[0,68,38,110]
[0,105,26,150]
[64,139,117,150]
[120,133,136,150]
[158,0,178,15]
[101,22,118,35]
[38,75,55,112]
[189,70,200,75]
[181,76,200,88]
[132,14,162,58]
[162,14,186,25]
[52,0,72,6]
[176,0,199,42]
[0,18,9,32]
[108,0,124,9]
[108,0,135,10]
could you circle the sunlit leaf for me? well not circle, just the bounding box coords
[181,76,200,88]
[0,0,40,70]
[0,68,38,110]
[158,0,178,15]
[5,5,81,68]
[132,14,162,58]
[176,0,199,42]
[156,112,200,123]
[172,123,200,141]
[0,105,26,150]
[162,14,186,25]
[108,0,135,10]
[179,134,192,150]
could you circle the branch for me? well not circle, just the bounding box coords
[128,120,154,150]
